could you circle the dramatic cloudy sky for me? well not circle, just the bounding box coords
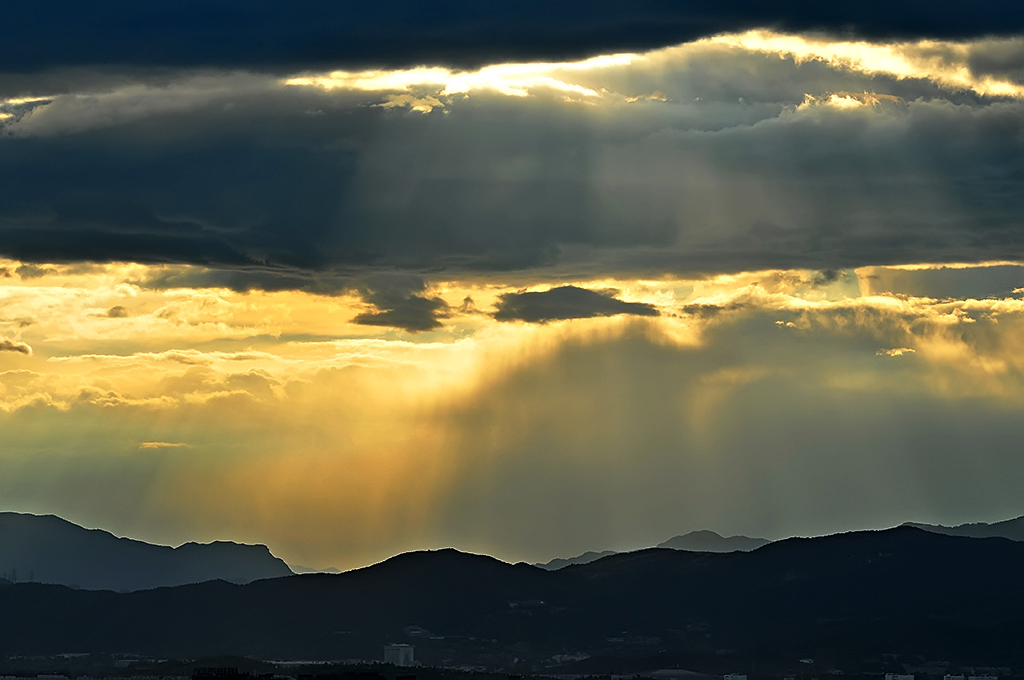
[3,3,1024,569]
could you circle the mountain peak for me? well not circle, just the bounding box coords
[657,530,769,552]
[0,512,292,590]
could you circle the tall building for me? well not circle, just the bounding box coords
[384,644,415,667]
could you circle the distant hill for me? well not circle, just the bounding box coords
[535,550,617,570]
[0,512,293,591]
[290,564,343,574]
[537,531,769,570]
[657,529,769,552]
[904,514,1024,541]
[2,527,1024,670]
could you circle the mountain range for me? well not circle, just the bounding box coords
[905,516,1024,541]
[6,511,1024,591]
[536,530,773,569]
[537,519,1024,571]
[3,526,1024,672]
[0,512,293,591]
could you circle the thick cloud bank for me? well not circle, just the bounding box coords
[2,33,1024,291]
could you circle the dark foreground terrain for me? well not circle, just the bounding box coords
[2,527,1023,674]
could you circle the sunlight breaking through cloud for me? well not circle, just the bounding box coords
[279,30,1024,115]
[3,13,1024,569]
[284,53,637,110]
[710,30,1024,98]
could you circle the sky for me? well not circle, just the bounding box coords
[2,3,1024,570]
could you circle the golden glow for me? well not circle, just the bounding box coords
[2,29,1019,134]
[710,30,1024,98]
[285,53,638,110]
[4,29,1024,565]
[4,259,1024,566]
[877,347,915,357]
[3,259,1024,414]
[1,96,54,106]
[279,30,1024,117]
[864,260,1024,271]
[796,91,904,110]
[0,95,54,121]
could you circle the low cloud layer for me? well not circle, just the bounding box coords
[494,286,658,322]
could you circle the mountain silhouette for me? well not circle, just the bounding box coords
[535,550,617,570]
[536,530,769,570]
[656,529,769,552]
[0,512,293,591]
[1,527,1023,670]
[904,514,1024,541]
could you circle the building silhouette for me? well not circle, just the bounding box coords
[384,643,415,666]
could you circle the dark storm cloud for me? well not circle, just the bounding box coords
[2,2,1023,75]
[0,85,598,274]
[0,86,366,270]
[2,45,1024,286]
[352,274,450,333]
[494,286,658,323]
